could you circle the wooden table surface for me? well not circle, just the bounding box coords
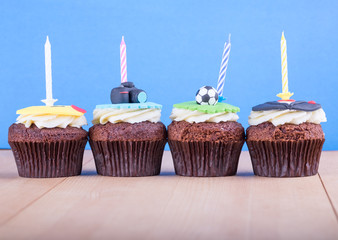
[0,150,337,240]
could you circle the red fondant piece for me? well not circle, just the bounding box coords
[71,105,86,113]
[278,99,295,102]
[308,100,316,104]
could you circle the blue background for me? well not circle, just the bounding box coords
[0,0,337,150]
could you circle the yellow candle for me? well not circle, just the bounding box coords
[277,31,293,100]
[281,32,288,93]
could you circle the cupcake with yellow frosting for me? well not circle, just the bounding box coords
[8,36,88,178]
[8,105,88,178]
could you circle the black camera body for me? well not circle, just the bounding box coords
[110,82,147,104]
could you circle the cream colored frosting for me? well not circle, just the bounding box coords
[248,108,327,126]
[16,114,87,129]
[92,108,161,124]
[170,108,239,123]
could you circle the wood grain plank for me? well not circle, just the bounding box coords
[0,151,337,240]
[0,150,93,225]
[318,151,338,219]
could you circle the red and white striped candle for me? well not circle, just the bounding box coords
[120,36,127,83]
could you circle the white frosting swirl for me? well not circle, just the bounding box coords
[92,108,161,124]
[170,108,239,123]
[16,114,87,129]
[248,108,327,126]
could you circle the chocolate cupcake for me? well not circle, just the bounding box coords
[8,36,88,178]
[89,37,166,176]
[168,36,245,176]
[89,82,167,177]
[247,100,327,177]
[168,86,245,177]
[247,32,327,177]
[9,109,88,178]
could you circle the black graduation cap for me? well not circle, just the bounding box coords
[252,101,322,112]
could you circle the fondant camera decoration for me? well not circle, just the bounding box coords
[110,82,147,104]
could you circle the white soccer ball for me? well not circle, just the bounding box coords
[195,86,219,105]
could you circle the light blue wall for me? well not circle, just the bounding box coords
[0,0,337,150]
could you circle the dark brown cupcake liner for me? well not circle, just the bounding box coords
[168,140,244,177]
[247,139,325,177]
[89,139,166,177]
[9,139,87,178]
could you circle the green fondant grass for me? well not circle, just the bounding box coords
[173,101,240,113]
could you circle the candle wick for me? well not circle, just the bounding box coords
[228,34,231,43]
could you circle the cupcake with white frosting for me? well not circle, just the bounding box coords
[89,82,166,177]
[168,86,245,177]
[246,100,327,177]
[8,105,88,178]
[8,36,88,178]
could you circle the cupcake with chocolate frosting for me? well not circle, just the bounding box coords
[89,82,166,177]
[247,100,327,177]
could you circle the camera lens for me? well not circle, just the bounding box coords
[129,89,147,103]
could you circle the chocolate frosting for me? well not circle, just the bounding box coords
[252,101,322,112]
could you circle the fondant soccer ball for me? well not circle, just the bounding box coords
[195,86,219,105]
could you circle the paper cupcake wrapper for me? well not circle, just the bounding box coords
[89,139,166,177]
[247,139,325,177]
[168,140,244,177]
[9,139,87,178]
